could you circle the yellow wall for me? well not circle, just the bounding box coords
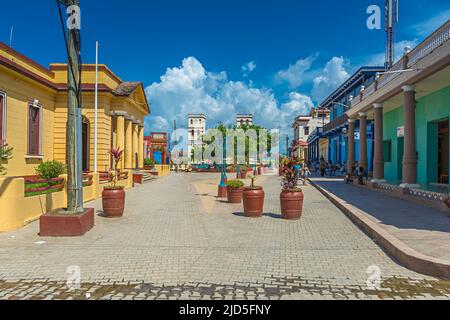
[0,42,151,232]
[0,44,149,177]
[0,43,55,83]
[155,165,170,177]
[50,64,122,89]
[0,171,134,233]
[53,93,113,172]
[0,66,56,176]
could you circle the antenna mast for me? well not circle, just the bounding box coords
[385,0,399,70]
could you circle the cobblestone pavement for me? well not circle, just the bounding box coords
[0,173,449,300]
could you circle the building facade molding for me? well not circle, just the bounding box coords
[373,103,383,109]
[402,85,415,93]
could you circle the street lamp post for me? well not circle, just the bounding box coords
[218,128,227,197]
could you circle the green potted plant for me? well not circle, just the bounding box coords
[0,142,13,176]
[242,175,265,218]
[102,148,125,218]
[144,158,155,170]
[226,180,245,203]
[240,165,250,179]
[280,158,304,220]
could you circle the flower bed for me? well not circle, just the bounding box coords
[83,173,94,187]
[24,176,65,197]
[99,171,112,184]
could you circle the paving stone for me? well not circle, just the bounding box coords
[0,173,448,300]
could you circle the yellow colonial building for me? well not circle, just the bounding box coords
[0,41,150,232]
[0,41,149,176]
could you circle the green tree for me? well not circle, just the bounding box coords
[209,123,273,165]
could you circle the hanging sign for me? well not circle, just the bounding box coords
[397,126,404,137]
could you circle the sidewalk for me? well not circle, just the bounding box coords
[310,177,450,279]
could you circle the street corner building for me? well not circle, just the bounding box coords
[292,108,330,162]
[346,20,450,190]
[0,41,150,232]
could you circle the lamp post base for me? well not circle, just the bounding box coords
[218,185,227,198]
[39,208,95,237]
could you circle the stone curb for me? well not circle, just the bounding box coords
[309,179,450,280]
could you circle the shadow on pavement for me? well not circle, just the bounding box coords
[314,179,450,234]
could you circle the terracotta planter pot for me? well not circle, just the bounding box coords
[227,187,244,204]
[102,188,126,218]
[243,187,265,218]
[280,190,304,220]
[240,171,247,179]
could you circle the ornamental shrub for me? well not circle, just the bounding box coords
[144,158,154,166]
[226,180,244,189]
[35,160,66,180]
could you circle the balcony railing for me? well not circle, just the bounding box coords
[323,114,348,133]
[351,20,450,109]
[307,127,323,143]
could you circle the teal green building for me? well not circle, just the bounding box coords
[347,20,450,189]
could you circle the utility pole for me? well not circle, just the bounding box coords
[58,0,84,214]
[385,0,398,69]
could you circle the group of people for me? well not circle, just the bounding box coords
[290,157,371,186]
[345,162,369,185]
[293,162,311,185]
[307,158,347,177]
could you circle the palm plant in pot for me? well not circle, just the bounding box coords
[226,180,245,203]
[280,158,304,220]
[243,175,265,218]
[102,148,125,218]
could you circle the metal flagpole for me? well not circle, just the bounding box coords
[9,26,14,48]
[94,41,99,172]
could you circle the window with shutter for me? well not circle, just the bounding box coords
[28,103,41,156]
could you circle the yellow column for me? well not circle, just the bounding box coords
[125,117,133,169]
[138,124,144,169]
[115,112,126,169]
[132,122,139,169]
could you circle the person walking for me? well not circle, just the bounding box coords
[301,162,311,185]
[320,157,327,177]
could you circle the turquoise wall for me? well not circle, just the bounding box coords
[383,107,404,182]
[383,85,450,185]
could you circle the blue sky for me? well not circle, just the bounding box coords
[0,0,449,144]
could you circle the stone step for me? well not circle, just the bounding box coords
[142,173,157,184]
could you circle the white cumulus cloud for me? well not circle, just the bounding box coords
[311,56,350,103]
[276,55,317,89]
[241,61,257,77]
[145,57,314,138]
